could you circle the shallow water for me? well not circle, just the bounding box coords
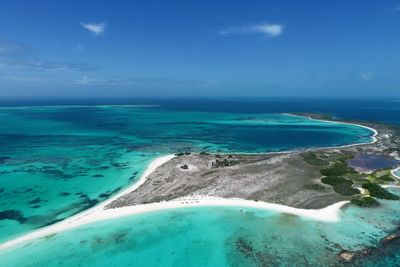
[1,189,400,267]
[0,106,374,242]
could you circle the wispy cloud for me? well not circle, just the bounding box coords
[220,23,284,38]
[394,4,400,12]
[0,75,50,83]
[0,40,99,71]
[359,72,373,81]
[81,21,107,36]
[74,76,130,85]
[73,76,218,88]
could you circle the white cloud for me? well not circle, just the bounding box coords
[80,21,107,36]
[251,24,283,37]
[220,23,284,38]
[359,72,373,81]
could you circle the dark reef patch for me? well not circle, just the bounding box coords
[58,192,70,197]
[0,156,10,164]
[99,193,111,198]
[13,188,33,194]
[98,187,122,199]
[92,174,104,178]
[98,166,110,170]
[0,210,26,223]
[128,171,139,181]
[29,197,42,205]
[337,228,400,265]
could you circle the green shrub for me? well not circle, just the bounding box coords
[333,183,360,196]
[354,178,370,183]
[180,164,189,170]
[321,176,360,196]
[302,152,327,166]
[320,162,349,176]
[321,176,349,186]
[378,174,396,182]
[304,183,325,190]
[175,152,191,156]
[350,197,379,207]
[336,153,354,162]
[362,183,400,200]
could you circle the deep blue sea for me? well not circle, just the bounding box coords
[1,97,399,124]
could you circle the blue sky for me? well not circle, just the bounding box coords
[0,0,400,97]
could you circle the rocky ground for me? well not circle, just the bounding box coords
[107,152,349,209]
[107,117,400,210]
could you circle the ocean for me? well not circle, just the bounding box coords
[0,98,399,266]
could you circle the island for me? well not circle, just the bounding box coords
[1,114,400,266]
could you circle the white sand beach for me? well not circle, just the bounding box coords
[284,113,379,147]
[392,166,400,179]
[0,154,349,251]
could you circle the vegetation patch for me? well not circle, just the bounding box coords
[377,173,396,182]
[304,183,325,191]
[180,164,189,170]
[321,176,360,196]
[212,158,238,168]
[362,183,400,200]
[302,152,327,166]
[333,183,360,195]
[320,162,352,176]
[350,196,380,207]
[175,152,191,156]
[321,176,350,186]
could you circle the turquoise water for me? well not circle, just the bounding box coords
[2,189,400,267]
[0,106,374,242]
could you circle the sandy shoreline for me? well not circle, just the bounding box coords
[0,115,380,251]
[0,196,348,251]
[0,154,348,251]
[392,166,400,179]
[284,113,378,147]
[0,154,175,251]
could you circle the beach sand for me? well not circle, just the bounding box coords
[0,154,348,251]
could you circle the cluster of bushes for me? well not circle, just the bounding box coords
[321,176,348,186]
[321,176,360,196]
[302,152,327,166]
[175,152,191,156]
[304,183,325,191]
[212,158,233,168]
[180,164,189,170]
[350,196,379,207]
[336,153,354,162]
[320,162,354,176]
[333,182,361,196]
[377,174,396,182]
[362,183,400,200]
